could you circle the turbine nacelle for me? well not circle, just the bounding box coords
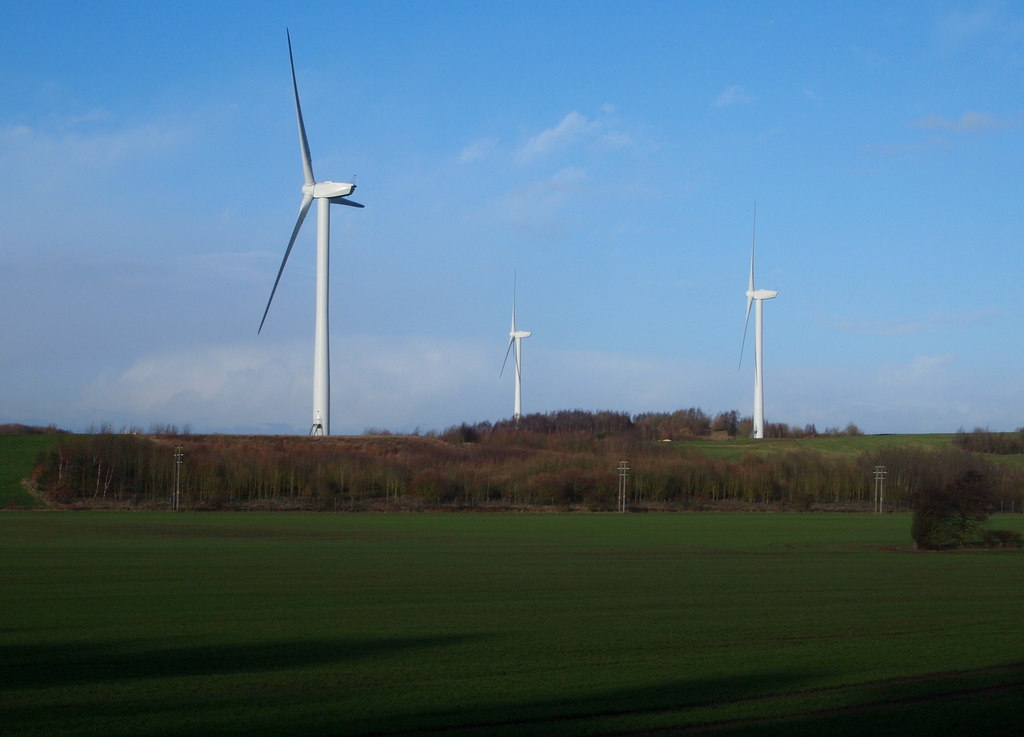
[303,181,356,199]
[510,330,532,339]
[746,288,778,300]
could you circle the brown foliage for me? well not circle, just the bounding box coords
[29,411,1024,512]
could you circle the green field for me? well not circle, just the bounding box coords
[0,434,60,508]
[669,433,956,460]
[2,512,1022,736]
[675,433,1024,471]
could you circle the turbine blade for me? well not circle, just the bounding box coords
[499,337,514,377]
[511,271,517,333]
[748,202,757,292]
[739,299,752,369]
[259,194,314,334]
[287,29,315,186]
[740,202,756,368]
[330,197,364,208]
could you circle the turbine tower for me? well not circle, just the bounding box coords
[500,277,532,425]
[258,30,363,436]
[740,208,778,439]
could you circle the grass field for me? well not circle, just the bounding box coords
[675,433,1024,471]
[0,434,60,508]
[668,433,957,460]
[2,512,1023,736]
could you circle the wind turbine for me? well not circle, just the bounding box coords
[739,207,778,440]
[500,277,532,425]
[258,30,363,436]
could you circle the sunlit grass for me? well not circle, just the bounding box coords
[0,434,59,507]
[673,433,956,460]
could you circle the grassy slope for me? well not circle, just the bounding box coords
[0,434,60,507]
[2,512,1022,736]
[661,433,956,460]
[676,433,1024,472]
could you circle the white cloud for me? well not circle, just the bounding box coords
[79,342,309,432]
[27,332,1024,437]
[68,335,738,435]
[713,85,755,108]
[75,336,502,435]
[769,354,1024,434]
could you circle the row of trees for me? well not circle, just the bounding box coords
[32,427,1023,513]
[441,408,862,443]
[953,427,1024,455]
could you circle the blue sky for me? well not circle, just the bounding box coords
[2,1,1022,435]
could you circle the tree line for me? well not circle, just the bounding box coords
[444,408,861,442]
[29,411,1024,512]
[953,427,1024,455]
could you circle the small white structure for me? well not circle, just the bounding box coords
[259,31,364,436]
[500,277,532,424]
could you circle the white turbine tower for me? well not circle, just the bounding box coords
[740,208,778,440]
[500,278,531,425]
[259,30,363,436]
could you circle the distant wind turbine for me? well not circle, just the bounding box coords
[739,207,778,440]
[500,277,532,425]
[258,30,364,436]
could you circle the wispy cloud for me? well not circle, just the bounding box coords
[517,111,594,161]
[488,167,589,237]
[862,111,1013,157]
[824,309,998,336]
[713,85,755,108]
[911,111,1009,133]
[457,136,498,163]
[860,138,948,156]
[0,118,185,171]
[934,5,1001,48]
[933,5,1024,63]
[514,110,631,163]
[877,354,957,385]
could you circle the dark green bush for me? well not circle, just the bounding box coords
[911,469,995,550]
[982,529,1023,548]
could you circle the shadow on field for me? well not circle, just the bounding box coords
[676,663,1024,737]
[0,633,482,690]
[346,671,821,737]
[349,663,1024,737]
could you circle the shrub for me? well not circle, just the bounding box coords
[982,529,1023,548]
[910,469,995,550]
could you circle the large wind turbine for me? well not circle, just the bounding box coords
[500,278,532,424]
[258,30,363,436]
[739,208,778,440]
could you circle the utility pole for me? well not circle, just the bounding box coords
[617,460,630,513]
[873,465,887,514]
[174,446,183,511]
